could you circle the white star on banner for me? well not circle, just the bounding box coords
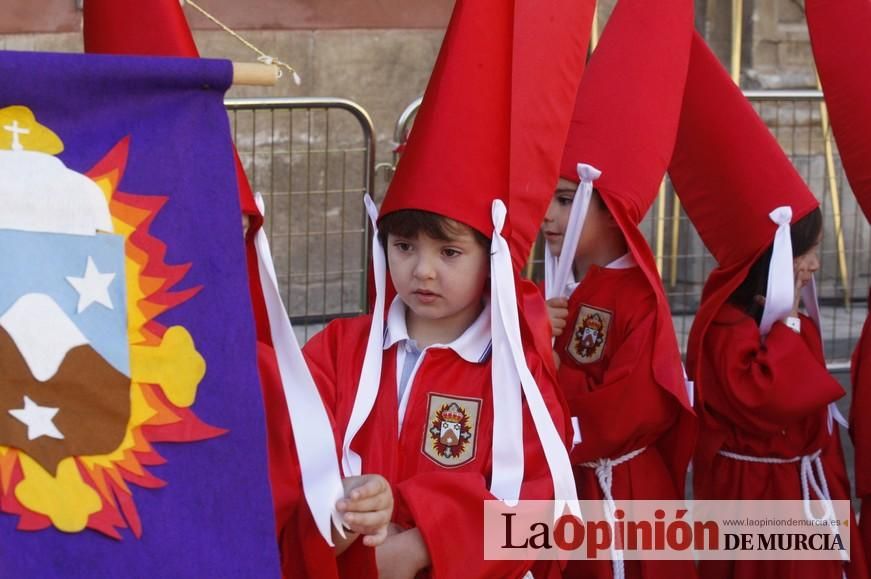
[66,256,115,313]
[8,396,64,441]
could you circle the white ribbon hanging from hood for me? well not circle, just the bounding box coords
[759,206,795,337]
[253,193,345,545]
[490,200,581,520]
[341,194,387,478]
[757,208,848,433]
[545,163,602,300]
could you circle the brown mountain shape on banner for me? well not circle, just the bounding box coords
[0,327,131,474]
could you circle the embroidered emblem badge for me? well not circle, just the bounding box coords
[422,393,481,468]
[567,305,612,364]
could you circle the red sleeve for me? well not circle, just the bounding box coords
[299,321,379,578]
[565,302,677,462]
[703,316,844,436]
[301,322,342,412]
[396,351,567,579]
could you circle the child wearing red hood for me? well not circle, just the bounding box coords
[542,1,697,577]
[670,31,868,579]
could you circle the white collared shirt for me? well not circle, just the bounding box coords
[383,297,492,431]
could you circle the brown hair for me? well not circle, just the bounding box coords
[378,209,490,249]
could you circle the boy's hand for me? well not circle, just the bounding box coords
[336,474,394,548]
[546,297,569,337]
[376,527,430,579]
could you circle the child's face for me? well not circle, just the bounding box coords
[541,178,577,257]
[542,179,611,261]
[794,233,822,289]
[387,225,489,328]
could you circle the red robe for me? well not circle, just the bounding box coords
[254,343,337,578]
[302,305,571,579]
[852,287,871,559]
[695,303,867,579]
[553,264,696,579]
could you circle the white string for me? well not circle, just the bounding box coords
[581,447,647,579]
[182,0,302,85]
[718,448,847,562]
[253,193,345,544]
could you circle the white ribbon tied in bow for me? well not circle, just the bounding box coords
[253,193,345,545]
[759,206,794,337]
[490,200,581,521]
[759,210,848,433]
[545,163,602,300]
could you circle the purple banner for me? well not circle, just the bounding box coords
[0,50,280,577]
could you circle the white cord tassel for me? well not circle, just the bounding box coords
[759,206,794,337]
[490,200,582,521]
[582,447,647,579]
[545,163,601,300]
[253,193,345,544]
[719,449,847,562]
[341,195,386,477]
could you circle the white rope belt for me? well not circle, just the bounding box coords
[580,447,647,579]
[718,449,848,564]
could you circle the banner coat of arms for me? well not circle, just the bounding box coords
[0,50,280,577]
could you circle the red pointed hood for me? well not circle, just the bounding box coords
[380,0,512,239]
[560,0,693,225]
[556,0,696,492]
[806,0,871,223]
[83,0,262,238]
[507,0,596,269]
[83,0,199,57]
[669,32,819,439]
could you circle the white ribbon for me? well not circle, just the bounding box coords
[545,163,601,300]
[490,200,582,521]
[341,195,387,478]
[253,193,345,545]
[543,242,558,300]
[581,447,648,579]
[801,276,849,432]
[759,206,795,337]
[682,363,695,408]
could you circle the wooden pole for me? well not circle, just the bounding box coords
[232,62,279,86]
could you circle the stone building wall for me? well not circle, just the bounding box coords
[1,0,866,336]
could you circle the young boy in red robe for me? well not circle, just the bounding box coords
[542,1,697,577]
[669,31,868,579]
[806,0,871,559]
[301,0,589,576]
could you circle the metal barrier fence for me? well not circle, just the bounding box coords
[224,94,868,362]
[226,97,375,342]
[391,91,870,364]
